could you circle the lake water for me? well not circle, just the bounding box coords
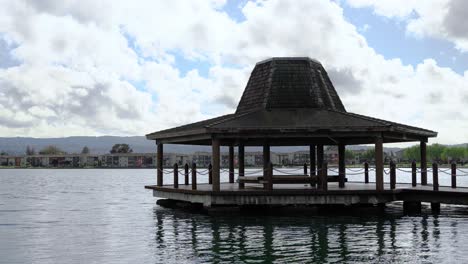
[1,168,468,263]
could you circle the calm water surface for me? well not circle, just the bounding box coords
[1,169,468,263]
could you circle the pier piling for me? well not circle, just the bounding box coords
[173,163,178,189]
[432,162,439,191]
[411,161,417,187]
[208,164,212,184]
[191,163,197,190]
[364,162,369,184]
[390,161,396,190]
[184,163,189,185]
[451,162,457,188]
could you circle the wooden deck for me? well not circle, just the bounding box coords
[145,182,468,207]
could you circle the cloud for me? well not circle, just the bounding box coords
[347,0,468,52]
[0,0,466,145]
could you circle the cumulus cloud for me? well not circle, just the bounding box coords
[347,0,468,52]
[0,0,466,145]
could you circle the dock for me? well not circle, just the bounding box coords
[144,57,466,213]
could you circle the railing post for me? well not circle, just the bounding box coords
[364,162,369,183]
[304,163,307,175]
[390,161,396,190]
[184,163,189,185]
[264,162,273,191]
[173,163,178,189]
[432,162,439,191]
[411,160,417,187]
[208,163,213,184]
[451,162,457,188]
[191,163,197,190]
[321,162,328,191]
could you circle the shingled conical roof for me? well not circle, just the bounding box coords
[147,57,437,145]
[236,57,346,114]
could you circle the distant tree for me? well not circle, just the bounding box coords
[361,148,375,162]
[110,144,133,154]
[345,149,355,160]
[0,151,7,156]
[403,145,420,162]
[39,145,66,155]
[442,147,466,163]
[81,146,90,154]
[26,145,36,155]
[427,144,446,162]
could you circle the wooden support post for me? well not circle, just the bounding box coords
[451,162,457,188]
[310,145,316,176]
[432,162,439,191]
[321,162,328,191]
[212,138,221,192]
[184,163,189,185]
[303,163,307,175]
[173,163,178,189]
[238,144,245,189]
[191,163,197,190]
[375,137,384,191]
[263,143,270,179]
[390,161,396,190]
[157,143,163,186]
[411,160,417,187]
[229,146,234,184]
[208,163,213,184]
[310,144,316,187]
[317,144,324,188]
[421,141,427,185]
[364,162,369,183]
[338,143,345,188]
[264,162,273,191]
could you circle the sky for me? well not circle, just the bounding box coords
[0,0,467,145]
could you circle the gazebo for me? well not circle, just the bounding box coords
[146,57,437,193]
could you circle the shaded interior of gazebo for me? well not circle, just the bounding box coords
[147,57,437,192]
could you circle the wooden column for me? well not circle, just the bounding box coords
[338,143,346,188]
[184,163,189,185]
[310,144,316,176]
[364,162,369,183]
[238,143,245,189]
[432,162,439,191]
[208,163,213,184]
[420,141,427,185]
[173,163,178,189]
[375,137,384,191]
[451,162,457,188]
[317,144,324,187]
[411,160,417,187]
[229,146,234,184]
[157,143,163,186]
[321,162,328,191]
[263,143,270,179]
[212,138,221,192]
[389,161,396,190]
[303,163,308,175]
[191,163,197,190]
[264,162,273,191]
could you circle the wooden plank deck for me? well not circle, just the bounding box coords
[145,182,468,207]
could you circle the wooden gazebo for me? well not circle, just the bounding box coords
[147,57,437,193]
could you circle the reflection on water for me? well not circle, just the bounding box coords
[152,206,468,263]
[1,169,468,264]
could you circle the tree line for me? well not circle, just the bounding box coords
[402,144,467,163]
[0,144,133,156]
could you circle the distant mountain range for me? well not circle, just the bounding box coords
[0,136,466,155]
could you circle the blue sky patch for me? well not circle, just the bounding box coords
[342,3,467,74]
